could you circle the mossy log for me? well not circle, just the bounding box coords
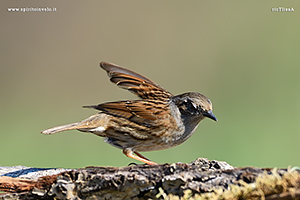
[0,158,299,200]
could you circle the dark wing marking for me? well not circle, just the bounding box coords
[100,62,172,100]
[83,100,170,126]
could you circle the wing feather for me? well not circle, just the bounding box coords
[83,100,170,126]
[100,62,172,100]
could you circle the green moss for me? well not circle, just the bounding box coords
[166,168,300,200]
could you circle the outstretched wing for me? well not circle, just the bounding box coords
[100,62,172,100]
[83,100,170,126]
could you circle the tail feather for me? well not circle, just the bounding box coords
[42,114,108,135]
[41,122,80,135]
[82,105,98,109]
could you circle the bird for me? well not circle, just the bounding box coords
[41,62,217,165]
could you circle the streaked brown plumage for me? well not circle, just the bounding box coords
[42,62,217,165]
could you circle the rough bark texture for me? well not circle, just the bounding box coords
[0,158,299,200]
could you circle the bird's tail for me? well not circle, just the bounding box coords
[41,122,81,135]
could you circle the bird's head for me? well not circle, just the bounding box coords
[172,92,217,122]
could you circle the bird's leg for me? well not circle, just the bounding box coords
[123,148,157,165]
[134,151,150,161]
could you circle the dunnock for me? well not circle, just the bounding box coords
[42,62,217,165]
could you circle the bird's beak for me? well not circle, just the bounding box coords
[204,110,217,122]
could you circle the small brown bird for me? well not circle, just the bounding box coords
[42,62,217,165]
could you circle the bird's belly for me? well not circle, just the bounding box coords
[104,135,175,152]
[102,114,198,152]
[132,128,192,152]
[138,123,199,152]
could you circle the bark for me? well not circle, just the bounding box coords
[0,158,299,200]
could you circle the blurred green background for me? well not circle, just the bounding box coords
[1,1,299,169]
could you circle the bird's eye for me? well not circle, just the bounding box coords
[187,100,198,111]
[191,102,198,109]
[180,99,198,115]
